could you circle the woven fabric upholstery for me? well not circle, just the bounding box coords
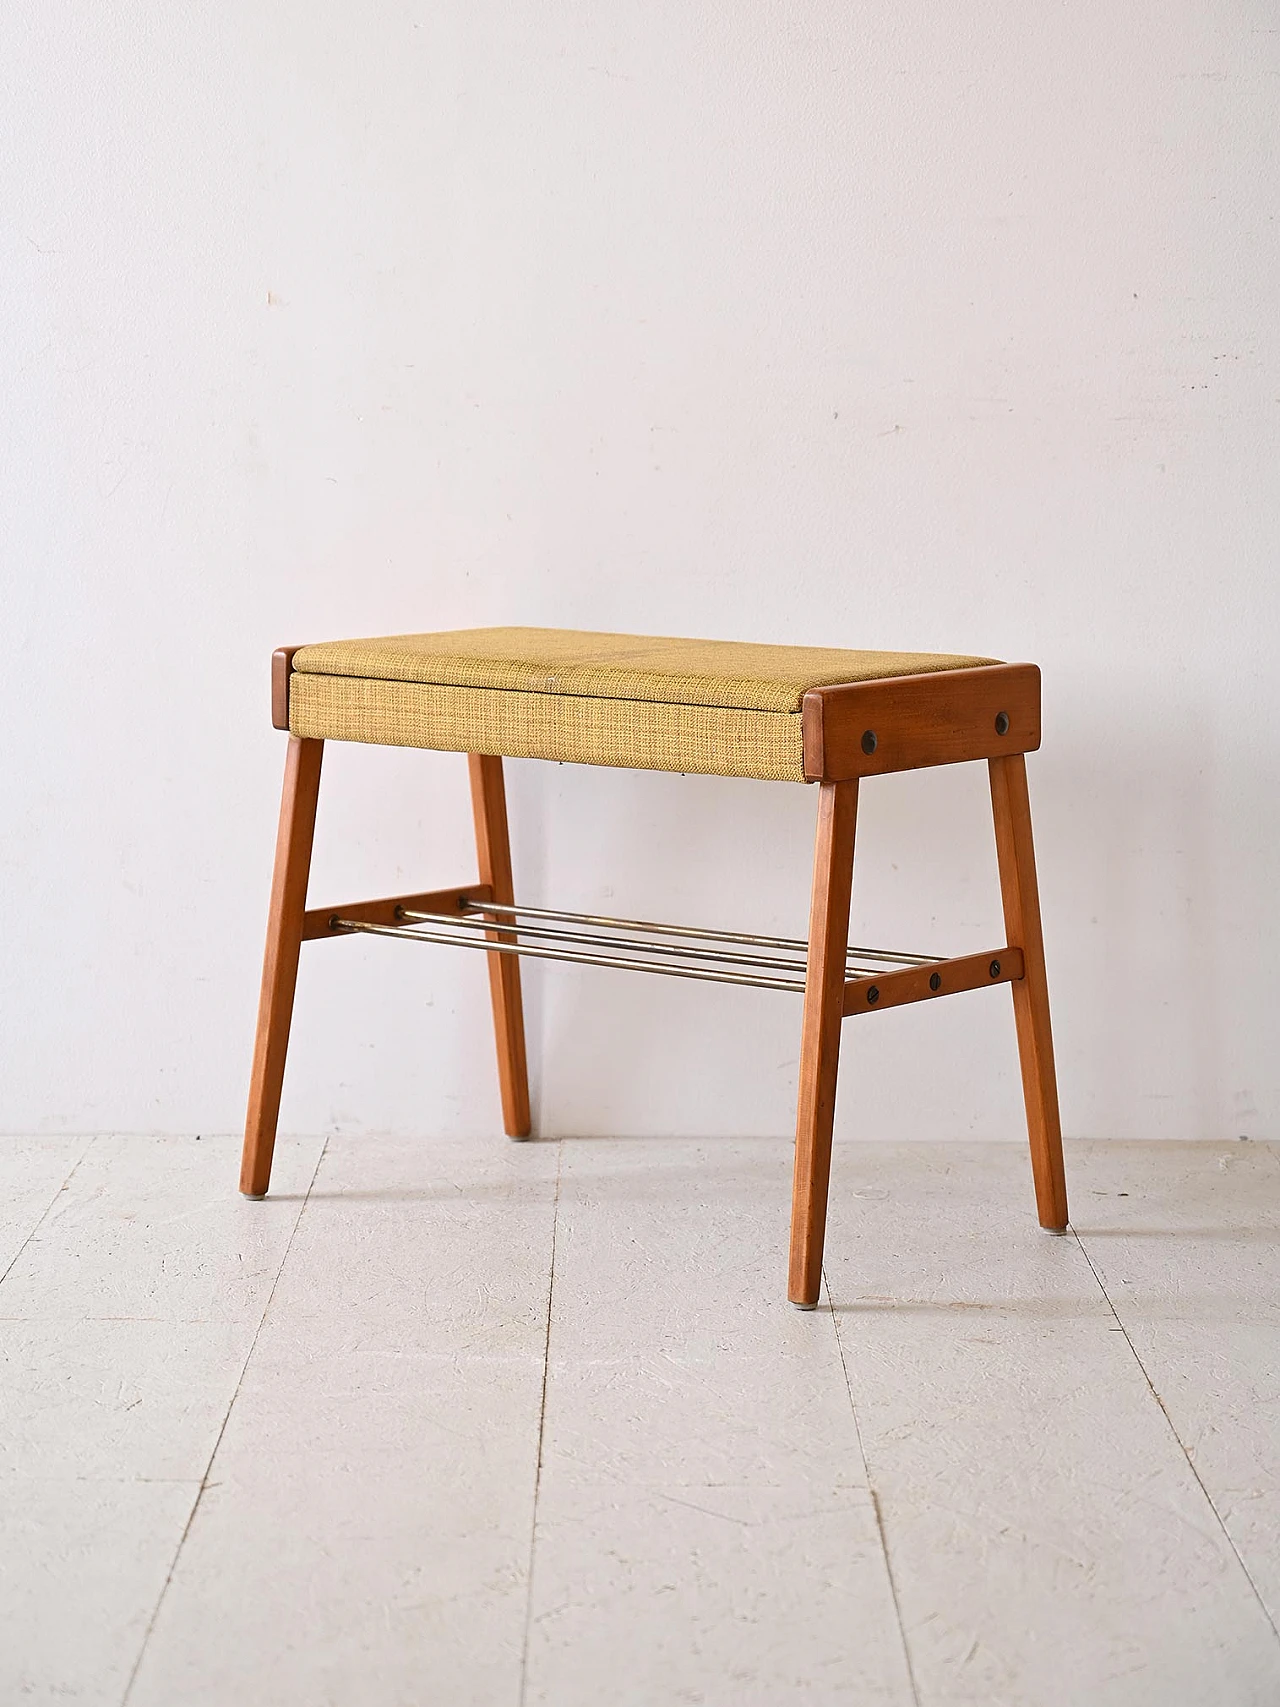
[290,675,809,780]
[293,628,995,714]
[288,627,998,782]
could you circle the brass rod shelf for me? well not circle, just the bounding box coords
[327,897,968,998]
[333,916,808,993]
[403,906,934,980]
[457,897,944,968]
[404,907,827,977]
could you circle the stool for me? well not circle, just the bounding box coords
[240,627,1067,1307]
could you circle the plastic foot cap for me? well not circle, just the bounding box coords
[242,1192,267,1201]
[791,1299,819,1311]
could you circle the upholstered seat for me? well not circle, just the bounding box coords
[286,627,996,782]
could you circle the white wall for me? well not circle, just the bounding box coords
[3,2,1277,1143]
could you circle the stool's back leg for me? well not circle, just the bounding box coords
[989,753,1069,1229]
[240,735,324,1197]
[468,754,532,1139]
[789,779,859,1308]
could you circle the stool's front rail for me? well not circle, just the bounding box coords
[312,892,1021,1015]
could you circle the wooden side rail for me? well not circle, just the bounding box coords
[843,947,1024,1017]
[802,663,1041,781]
[271,645,302,730]
[302,884,492,941]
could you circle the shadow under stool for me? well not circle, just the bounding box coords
[239,626,1068,1308]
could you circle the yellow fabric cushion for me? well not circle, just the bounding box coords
[289,675,810,780]
[288,627,997,782]
[292,627,995,715]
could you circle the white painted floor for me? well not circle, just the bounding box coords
[1,1135,1277,1706]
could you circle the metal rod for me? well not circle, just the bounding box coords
[333,918,808,993]
[458,897,944,966]
[398,906,831,976]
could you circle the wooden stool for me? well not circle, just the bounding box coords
[241,627,1067,1307]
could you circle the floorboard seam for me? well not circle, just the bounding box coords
[517,1141,562,1707]
[118,1137,329,1706]
[825,1262,922,1707]
[0,1137,94,1289]
[1071,1227,1280,1648]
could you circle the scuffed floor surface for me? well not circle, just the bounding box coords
[1,1135,1277,1706]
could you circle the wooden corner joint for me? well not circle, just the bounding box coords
[272,646,302,731]
[802,664,1042,782]
[300,883,495,942]
[842,947,1026,1018]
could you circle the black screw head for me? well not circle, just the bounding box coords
[929,971,942,991]
[989,959,1002,977]
[995,711,1010,736]
[866,985,880,1004]
[861,729,878,755]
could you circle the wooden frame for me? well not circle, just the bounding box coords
[467,754,531,1138]
[302,885,490,941]
[271,646,301,731]
[802,662,1040,782]
[240,734,324,1197]
[789,780,858,1308]
[990,753,1068,1231]
[243,652,1066,1307]
[784,663,1065,1304]
[239,751,528,1188]
[843,948,1023,1017]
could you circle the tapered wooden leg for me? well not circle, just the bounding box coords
[989,753,1069,1230]
[240,736,324,1197]
[789,779,858,1308]
[468,754,532,1139]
